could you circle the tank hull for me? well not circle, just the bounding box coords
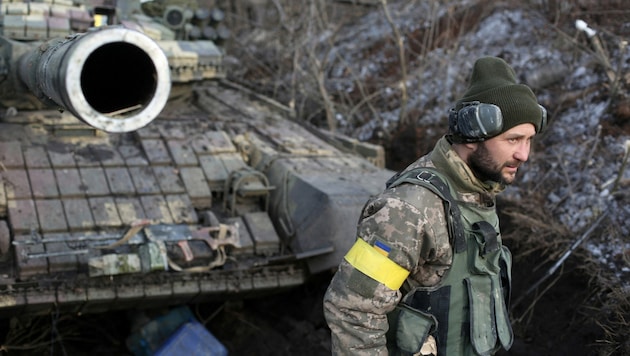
[0,80,393,316]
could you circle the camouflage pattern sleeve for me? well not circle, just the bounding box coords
[324,260,400,355]
[323,184,448,355]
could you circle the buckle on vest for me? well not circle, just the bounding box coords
[416,171,435,183]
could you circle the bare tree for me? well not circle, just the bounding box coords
[380,0,409,125]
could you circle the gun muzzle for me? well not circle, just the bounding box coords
[18,27,171,133]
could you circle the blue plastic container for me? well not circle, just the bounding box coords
[126,306,228,356]
[154,320,228,356]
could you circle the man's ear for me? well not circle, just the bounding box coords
[463,142,478,151]
[452,141,478,161]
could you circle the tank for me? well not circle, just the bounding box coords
[0,0,393,316]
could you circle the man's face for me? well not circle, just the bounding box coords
[467,123,537,185]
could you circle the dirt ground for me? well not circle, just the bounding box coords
[0,261,602,356]
[206,261,600,356]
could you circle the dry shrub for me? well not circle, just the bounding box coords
[584,257,630,355]
[500,180,629,354]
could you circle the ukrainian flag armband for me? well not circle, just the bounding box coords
[344,239,410,290]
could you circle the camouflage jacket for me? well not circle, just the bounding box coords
[323,136,504,355]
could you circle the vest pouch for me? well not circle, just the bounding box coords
[465,273,514,355]
[464,231,514,354]
[464,275,497,355]
[387,303,438,355]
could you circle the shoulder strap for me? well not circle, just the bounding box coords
[385,168,466,253]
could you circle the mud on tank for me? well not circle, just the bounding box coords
[0,0,393,316]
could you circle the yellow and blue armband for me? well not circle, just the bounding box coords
[344,238,409,290]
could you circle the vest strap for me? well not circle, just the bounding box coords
[344,238,410,290]
[472,221,499,255]
[386,168,466,253]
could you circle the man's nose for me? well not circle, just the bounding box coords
[514,143,530,162]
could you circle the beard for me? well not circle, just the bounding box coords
[468,142,517,185]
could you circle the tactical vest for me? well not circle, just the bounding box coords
[385,168,513,356]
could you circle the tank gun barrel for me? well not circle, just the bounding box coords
[17,27,171,133]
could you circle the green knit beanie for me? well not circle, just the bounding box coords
[455,57,545,137]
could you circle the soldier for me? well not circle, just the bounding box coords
[323,56,547,356]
